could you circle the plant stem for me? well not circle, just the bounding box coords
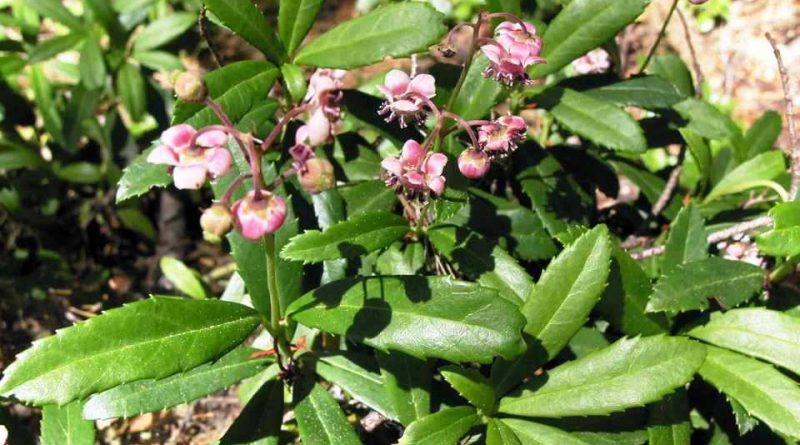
[770,254,800,283]
[639,0,679,74]
[265,234,281,334]
[447,12,484,112]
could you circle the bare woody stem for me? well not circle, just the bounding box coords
[199,7,222,67]
[260,104,310,152]
[441,110,480,149]
[676,9,704,97]
[651,146,686,217]
[766,33,800,200]
[639,0,679,74]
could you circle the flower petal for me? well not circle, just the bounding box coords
[384,70,411,97]
[400,140,424,167]
[206,148,233,178]
[161,124,195,151]
[306,109,331,146]
[146,144,178,165]
[381,156,403,176]
[427,175,446,196]
[197,129,227,148]
[173,164,208,189]
[408,74,436,98]
[423,153,447,176]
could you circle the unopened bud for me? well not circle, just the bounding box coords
[232,191,287,240]
[688,0,708,3]
[299,158,335,194]
[175,71,207,103]
[458,148,490,179]
[200,203,233,242]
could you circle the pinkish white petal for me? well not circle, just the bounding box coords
[161,124,196,150]
[381,156,403,177]
[480,45,504,64]
[404,171,425,188]
[391,100,422,115]
[196,129,227,148]
[306,109,331,146]
[384,70,411,97]
[400,140,425,167]
[173,164,208,189]
[408,74,436,98]
[206,148,233,178]
[423,153,447,176]
[147,144,178,165]
[427,175,446,196]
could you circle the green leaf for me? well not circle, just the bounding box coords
[116,63,146,121]
[728,397,759,436]
[27,0,82,30]
[30,65,64,144]
[219,379,282,445]
[159,256,207,299]
[311,189,348,283]
[204,0,286,64]
[82,347,270,419]
[440,365,495,414]
[0,143,42,170]
[339,180,398,217]
[501,419,592,445]
[757,202,800,257]
[0,297,259,405]
[646,257,764,313]
[568,327,610,359]
[703,151,786,203]
[293,382,361,445]
[544,88,646,153]
[281,62,308,102]
[54,162,103,184]
[41,400,94,445]
[673,98,741,143]
[398,406,479,445]
[585,76,684,109]
[486,418,522,445]
[116,207,156,240]
[287,276,527,363]
[376,351,431,426]
[680,128,712,185]
[647,55,694,97]
[281,211,409,263]
[698,346,800,440]
[647,390,691,445]
[115,147,172,203]
[84,0,126,46]
[317,353,397,420]
[662,203,706,274]
[295,3,447,69]
[491,226,611,395]
[529,0,650,78]
[132,50,183,71]
[133,12,197,51]
[498,336,706,418]
[278,0,323,55]
[428,225,534,305]
[690,308,800,375]
[451,54,504,120]
[745,111,782,159]
[28,33,85,64]
[376,243,425,276]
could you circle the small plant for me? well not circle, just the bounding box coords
[2,0,800,444]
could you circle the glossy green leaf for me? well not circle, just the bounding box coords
[0,143,42,170]
[745,110,782,159]
[133,12,196,51]
[376,351,431,426]
[0,297,259,405]
[757,202,800,257]
[78,36,106,90]
[41,401,95,445]
[116,63,146,121]
[648,55,694,97]
[132,50,183,71]
[295,3,447,69]
[117,207,156,240]
[204,0,285,64]
[219,379,282,445]
[440,365,495,414]
[529,0,650,78]
[503,419,592,445]
[82,347,270,419]
[398,406,479,445]
[585,76,684,109]
[690,308,800,375]
[159,256,207,299]
[115,147,172,203]
[662,203,706,274]
[428,225,534,305]
[279,0,323,55]
[54,162,103,184]
[311,189,348,283]
[728,397,759,436]
[704,151,786,203]
[28,0,82,30]
[84,0,126,46]
[647,257,764,313]
[499,336,706,418]
[376,243,425,276]
[673,98,741,143]
[698,346,800,440]
[30,65,64,144]
[293,382,361,445]
[568,327,610,359]
[339,180,399,217]
[287,276,527,363]
[281,211,409,263]
[451,54,504,120]
[486,418,522,445]
[545,88,646,153]
[317,353,397,420]
[680,128,712,185]
[647,390,691,445]
[281,62,308,102]
[28,33,85,64]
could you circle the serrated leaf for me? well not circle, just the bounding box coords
[41,401,95,445]
[663,203,706,274]
[745,111,782,159]
[338,180,398,218]
[568,327,610,359]
[585,76,684,109]
[295,3,447,69]
[159,256,207,299]
[398,406,479,445]
[690,308,800,375]
[704,150,786,203]
[757,202,800,257]
[281,211,409,263]
[501,418,592,445]
[544,88,646,153]
[499,336,706,418]
[115,147,172,203]
[486,418,522,445]
[647,257,764,313]
[698,346,800,440]
[204,0,285,64]
[116,63,146,121]
[376,351,431,426]
[287,276,527,363]
[440,365,495,414]
[428,225,534,305]
[219,378,282,445]
[529,0,650,78]
[293,382,361,445]
[0,297,259,405]
[728,397,759,436]
[278,0,323,55]
[376,243,425,276]
[317,352,397,420]
[647,390,691,445]
[451,54,504,120]
[82,347,270,419]
[133,12,196,51]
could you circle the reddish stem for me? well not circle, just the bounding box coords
[441,111,480,149]
[220,174,252,205]
[260,104,311,152]
[204,97,250,160]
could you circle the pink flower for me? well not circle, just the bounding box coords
[305,69,346,120]
[381,140,447,197]
[147,124,233,190]
[458,149,491,179]
[481,21,545,86]
[478,115,527,156]
[572,49,611,75]
[377,70,436,128]
[231,190,287,240]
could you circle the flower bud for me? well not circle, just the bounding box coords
[688,0,707,3]
[299,158,336,194]
[200,203,234,242]
[458,149,491,179]
[232,191,287,240]
[174,71,207,103]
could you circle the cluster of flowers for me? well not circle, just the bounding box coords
[480,21,545,86]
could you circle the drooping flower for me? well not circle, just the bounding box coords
[478,115,527,156]
[381,139,447,197]
[377,70,436,128]
[481,21,545,86]
[458,148,491,179]
[305,69,346,120]
[298,158,336,194]
[572,49,611,75]
[147,124,233,189]
[231,190,287,240]
[200,203,234,242]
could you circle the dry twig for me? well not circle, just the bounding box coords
[766,33,799,199]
